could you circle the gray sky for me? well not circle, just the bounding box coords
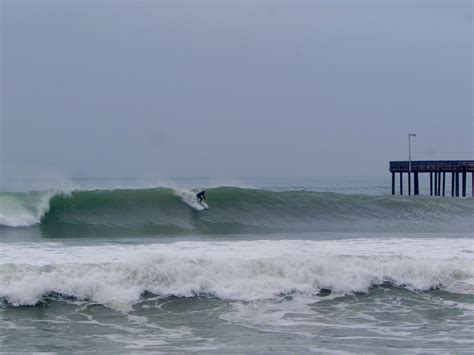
[1,0,472,178]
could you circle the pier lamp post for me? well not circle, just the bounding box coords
[408,133,416,195]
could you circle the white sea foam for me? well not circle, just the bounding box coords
[0,238,472,306]
[0,191,58,227]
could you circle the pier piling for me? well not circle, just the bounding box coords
[451,172,455,197]
[430,172,433,196]
[462,172,467,197]
[414,173,419,195]
[408,172,411,196]
[399,173,403,195]
[437,172,441,196]
[391,172,395,195]
[455,173,460,197]
[443,171,446,196]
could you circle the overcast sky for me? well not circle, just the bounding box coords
[1,0,472,179]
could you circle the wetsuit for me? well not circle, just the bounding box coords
[196,190,206,203]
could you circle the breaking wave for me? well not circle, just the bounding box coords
[0,186,472,235]
[0,239,472,306]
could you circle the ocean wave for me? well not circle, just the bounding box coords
[0,186,472,234]
[1,239,472,306]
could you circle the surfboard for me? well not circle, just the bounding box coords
[199,201,209,210]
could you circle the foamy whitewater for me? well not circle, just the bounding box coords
[1,178,473,352]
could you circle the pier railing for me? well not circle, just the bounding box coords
[390,160,474,173]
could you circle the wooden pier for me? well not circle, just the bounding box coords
[389,160,474,197]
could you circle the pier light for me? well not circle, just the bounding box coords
[408,133,416,172]
[408,133,416,195]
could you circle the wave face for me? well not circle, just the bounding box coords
[1,239,472,306]
[0,187,473,235]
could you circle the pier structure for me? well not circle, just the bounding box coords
[389,160,474,197]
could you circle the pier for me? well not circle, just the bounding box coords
[389,160,474,197]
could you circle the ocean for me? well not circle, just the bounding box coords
[0,177,473,353]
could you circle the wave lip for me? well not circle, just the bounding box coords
[1,239,472,306]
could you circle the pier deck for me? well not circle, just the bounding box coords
[389,160,474,197]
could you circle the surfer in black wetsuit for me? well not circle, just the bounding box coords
[196,190,206,203]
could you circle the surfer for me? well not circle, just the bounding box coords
[196,190,206,203]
